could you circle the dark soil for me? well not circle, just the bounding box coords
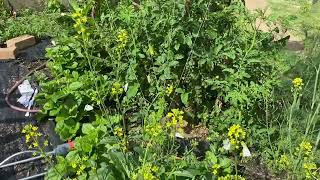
[0,39,59,180]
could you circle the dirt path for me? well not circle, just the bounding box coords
[245,0,304,51]
[245,0,268,11]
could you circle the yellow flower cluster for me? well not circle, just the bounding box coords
[147,44,156,57]
[212,164,221,175]
[303,162,317,179]
[111,82,124,95]
[278,154,290,169]
[145,124,163,138]
[165,85,174,96]
[218,174,245,180]
[228,124,246,147]
[166,109,188,133]
[114,127,124,137]
[22,124,48,149]
[70,156,89,176]
[117,29,129,50]
[72,9,88,35]
[299,141,313,156]
[292,77,304,90]
[132,164,159,180]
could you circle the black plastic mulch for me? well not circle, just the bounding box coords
[0,39,55,180]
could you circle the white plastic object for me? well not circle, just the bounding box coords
[17,80,34,107]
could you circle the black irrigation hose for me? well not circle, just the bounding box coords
[5,62,46,113]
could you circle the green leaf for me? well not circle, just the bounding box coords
[169,60,179,67]
[214,44,223,55]
[185,35,192,47]
[107,151,129,177]
[82,123,95,135]
[69,82,83,90]
[181,92,189,106]
[174,44,180,51]
[175,88,184,93]
[138,53,145,58]
[127,83,140,99]
[223,51,236,60]
[172,170,199,178]
[175,54,184,60]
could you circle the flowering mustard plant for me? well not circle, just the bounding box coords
[228,124,246,148]
[111,82,124,96]
[117,29,129,51]
[299,141,313,156]
[166,108,188,133]
[303,162,317,179]
[165,84,174,96]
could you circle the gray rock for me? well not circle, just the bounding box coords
[4,0,45,11]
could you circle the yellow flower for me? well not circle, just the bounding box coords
[218,174,245,180]
[147,44,156,57]
[114,127,124,137]
[292,77,304,89]
[145,124,163,138]
[25,134,30,143]
[71,162,77,169]
[299,141,313,156]
[111,82,124,95]
[166,109,187,130]
[228,124,246,147]
[151,166,159,173]
[76,170,82,175]
[44,140,49,147]
[32,126,38,131]
[72,9,82,18]
[166,112,174,118]
[278,154,290,169]
[131,173,138,180]
[32,142,39,148]
[80,17,87,23]
[165,85,174,95]
[82,156,89,161]
[80,165,85,171]
[303,162,317,179]
[116,29,129,51]
[78,27,86,34]
[212,164,221,175]
[117,29,129,44]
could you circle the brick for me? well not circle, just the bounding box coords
[0,46,17,60]
[6,35,36,50]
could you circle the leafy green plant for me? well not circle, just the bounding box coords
[33,0,289,179]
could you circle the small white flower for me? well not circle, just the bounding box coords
[61,13,66,16]
[124,83,129,92]
[84,104,93,111]
[241,142,251,157]
[223,139,231,150]
[51,40,56,46]
[175,132,184,139]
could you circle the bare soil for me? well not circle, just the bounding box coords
[0,39,55,180]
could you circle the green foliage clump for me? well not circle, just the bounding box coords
[0,11,72,43]
[31,0,291,179]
